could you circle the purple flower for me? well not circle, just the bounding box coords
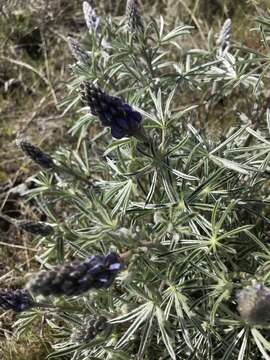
[27,252,123,297]
[0,289,34,312]
[237,282,270,325]
[81,82,144,140]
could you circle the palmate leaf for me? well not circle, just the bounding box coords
[210,155,254,175]
[209,125,249,155]
[160,167,178,203]
[111,302,155,348]
[145,169,158,205]
[13,311,42,337]
[164,135,189,157]
[149,88,164,124]
[162,285,194,351]
[69,113,95,136]
[105,349,134,360]
[156,307,176,360]
[137,312,154,358]
[111,179,134,215]
[237,328,249,360]
[161,25,193,43]
[48,341,89,359]
[216,328,245,360]
[251,329,270,360]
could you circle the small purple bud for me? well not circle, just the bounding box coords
[68,36,90,63]
[19,140,55,169]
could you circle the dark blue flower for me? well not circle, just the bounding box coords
[0,289,34,312]
[81,82,144,140]
[28,252,123,296]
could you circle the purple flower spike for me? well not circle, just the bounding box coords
[27,252,123,297]
[81,82,145,140]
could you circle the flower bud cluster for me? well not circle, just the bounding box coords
[19,141,55,169]
[19,220,54,236]
[217,18,231,54]
[72,315,107,342]
[83,1,100,33]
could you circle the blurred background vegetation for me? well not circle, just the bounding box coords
[0,0,269,358]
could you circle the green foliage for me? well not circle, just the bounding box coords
[6,2,270,359]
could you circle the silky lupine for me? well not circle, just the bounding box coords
[126,0,144,33]
[68,36,90,63]
[71,315,108,342]
[19,220,54,236]
[83,1,100,33]
[81,81,144,139]
[27,252,123,296]
[19,141,55,169]
[11,2,270,358]
[237,282,270,325]
[0,289,34,312]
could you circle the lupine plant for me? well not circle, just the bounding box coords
[3,1,270,359]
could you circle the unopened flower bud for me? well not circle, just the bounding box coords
[68,36,90,63]
[217,18,231,53]
[83,1,100,33]
[19,141,55,169]
[19,221,54,236]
